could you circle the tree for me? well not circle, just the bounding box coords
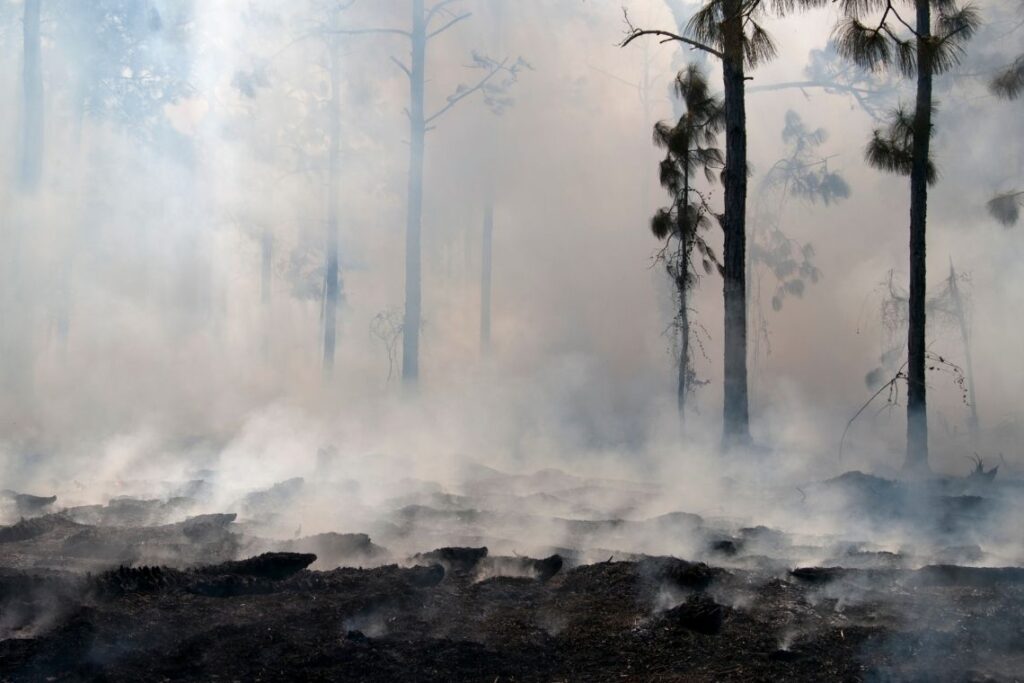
[862,265,977,450]
[476,3,528,355]
[18,0,43,193]
[650,64,724,421]
[322,3,345,376]
[989,53,1024,100]
[834,0,980,470]
[339,1,518,385]
[985,54,1022,226]
[748,44,901,121]
[43,0,196,344]
[749,111,849,375]
[227,1,353,372]
[623,0,821,449]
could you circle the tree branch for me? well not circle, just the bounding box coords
[326,26,411,39]
[425,0,462,25]
[428,11,471,39]
[747,79,885,98]
[425,58,508,125]
[621,27,723,59]
[390,56,412,78]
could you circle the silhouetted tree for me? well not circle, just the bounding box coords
[18,0,43,192]
[339,1,519,385]
[863,264,977,450]
[990,53,1024,100]
[749,44,901,120]
[835,0,980,470]
[651,64,724,421]
[322,3,345,376]
[623,0,824,449]
[749,110,849,379]
[985,54,1022,226]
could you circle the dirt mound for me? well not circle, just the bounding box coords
[661,594,729,634]
[0,515,81,544]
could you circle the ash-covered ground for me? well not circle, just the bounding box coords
[2,462,1024,681]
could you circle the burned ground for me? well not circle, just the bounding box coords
[2,467,1024,681]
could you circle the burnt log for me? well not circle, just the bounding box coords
[197,552,316,580]
[414,547,488,573]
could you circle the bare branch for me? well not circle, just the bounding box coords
[390,56,412,78]
[619,9,722,59]
[428,11,471,39]
[876,0,920,38]
[425,0,462,25]
[425,58,508,125]
[621,27,723,59]
[326,26,411,39]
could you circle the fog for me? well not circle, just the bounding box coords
[0,0,1022,544]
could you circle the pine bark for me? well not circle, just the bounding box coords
[905,0,933,470]
[720,0,751,449]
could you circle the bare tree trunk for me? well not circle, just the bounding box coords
[322,33,342,377]
[3,0,44,395]
[720,0,751,450]
[402,0,426,384]
[19,0,43,192]
[905,0,933,471]
[677,168,691,421]
[480,203,493,353]
[677,279,690,420]
[948,260,979,450]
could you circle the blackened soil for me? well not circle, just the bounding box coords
[2,554,1024,681]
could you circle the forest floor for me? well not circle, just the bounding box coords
[2,465,1023,681]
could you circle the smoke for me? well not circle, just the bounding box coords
[0,0,1022,572]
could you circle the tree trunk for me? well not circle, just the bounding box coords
[905,0,933,471]
[677,167,691,422]
[677,277,690,420]
[322,33,342,377]
[480,203,493,353]
[402,0,426,384]
[19,0,43,192]
[948,260,979,450]
[720,0,751,450]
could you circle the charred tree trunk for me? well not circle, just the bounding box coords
[402,0,426,385]
[480,203,493,353]
[322,34,342,377]
[19,0,43,192]
[905,0,933,471]
[720,0,751,450]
